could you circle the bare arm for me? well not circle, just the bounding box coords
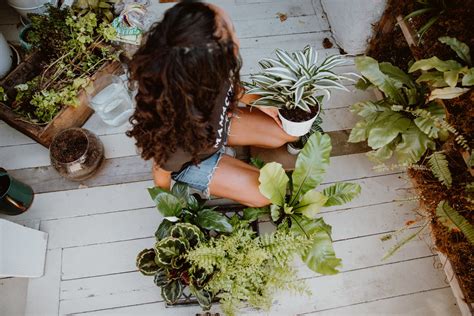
[238,93,282,127]
[152,163,172,190]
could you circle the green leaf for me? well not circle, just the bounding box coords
[428,152,452,188]
[355,78,372,90]
[409,57,463,73]
[355,56,405,105]
[243,206,269,222]
[259,162,289,206]
[275,48,300,74]
[382,224,428,260]
[395,125,435,164]
[461,68,474,86]
[428,87,471,101]
[443,68,464,87]
[438,37,472,65]
[416,71,448,87]
[161,279,183,304]
[366,141,397,163]
[322,183,361,207]
[270,204,282,222]
[349,100,385,120]
[348,120,369,143]
[153,268,168,286]
[379,62,416,88]
[136,249,159,276]
[169,223,204,248]
[154,237,188,266]
[155,219,174,240]
[171,182,190,202]
[413,102,446,138]
[189,285,213,311]
[250,157,266,169]
[296,190,328,219]
[148,187,169,201]
[291,216,341,275]
[436,201,474,244]
[154,193,184,217]
[367,110,412,149]
[196,209,233,233]
[291,132,332,202]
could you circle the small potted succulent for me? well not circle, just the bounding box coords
[245,45,354,136]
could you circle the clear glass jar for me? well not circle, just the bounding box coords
[49,128,104,181]
[87,74,134,127]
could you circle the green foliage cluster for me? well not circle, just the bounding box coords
[9,5,118,123]
[409,37,474,101]
[73,0,118,23]
[404,0,447,41]
[348,56,451,165]
[187,226,311,316]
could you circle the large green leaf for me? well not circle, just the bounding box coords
[148,187,168,201]
[155,219,173,240]
[161,279,183,304]
[154,192,185,217]
[438,36,472,65]
[367,110,411,149]
[428,87,471,101]
[196,209,233,233]
[409,57,462,73]
[395,125,435,164]
[171,182,190,202]
[290,216,341,274]
[136,248,159,276]
[355,56,405,105]
[416,71,448,87]
[413,102,446,138]
[189,285,213,311]
[154,237,188,266]
[379,62,416,88]
[322,183,361,207]
[291,132,332,203]
[366,140,397,163]
[436,201,474,244]
[243,206,270,222]
[349,100,385,120]
[462,68,474,86]
[348,120,369,143]
[296,190,328,219]
[153,268,168,286]
[259,162,289,206]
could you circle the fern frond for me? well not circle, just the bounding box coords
[436,200,474,244]
[382,222,429,260]
[428,151,452,188]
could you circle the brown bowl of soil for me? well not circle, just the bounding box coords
[49,128,104,181]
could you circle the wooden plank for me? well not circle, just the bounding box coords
[59,256,447,315]
[61,225,430,281]
[24,249,62,316]
[305,287,459,316]
[0,277,28,316]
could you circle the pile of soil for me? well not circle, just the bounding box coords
[280,105,318,122]
[367,0,474,303]
[51,129,88,163]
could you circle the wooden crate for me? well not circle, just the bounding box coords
[0,52,122,147]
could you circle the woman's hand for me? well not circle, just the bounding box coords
[256,107,282,128]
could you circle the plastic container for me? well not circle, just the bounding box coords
[278,107,320,137]
[87,74,134,126]
[8,0,50,7]
[19,25,33,51]
[50,128,105,181]
[0,168,34,215]
[0,33,13,79]
[7,3,48,18]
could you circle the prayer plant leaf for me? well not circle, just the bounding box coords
[259,162,289,206]
[136,249,159,276]
[322,183,361,207]
[161,279,183,304]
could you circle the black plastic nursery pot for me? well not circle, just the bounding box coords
[49,128,104,181]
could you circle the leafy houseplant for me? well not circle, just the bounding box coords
[409,37,474,101]
[244,45,354,136]
[404,0,447,42]
[348,56,452,165]
[252,132,361,274]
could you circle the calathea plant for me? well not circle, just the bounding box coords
[136,223,213,308]
[349,56,451,165]
[409,37,474,100]
[148,182,233,238]
[250,132,361,274]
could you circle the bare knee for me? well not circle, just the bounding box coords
[152,165,171,190]
[269,130,298,148]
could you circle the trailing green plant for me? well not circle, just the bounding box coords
[73,0,118,22]
[244,45,354,112]
[436,200,474,244]
[136,223,213,308]
[250,132,361,274]
[12,6,118,123]
[0,87,7,102]
[409,37,474,101]
[404,0,447,42]
[186,225,311,316]
[148,182,233,236]
[348,56,451,165]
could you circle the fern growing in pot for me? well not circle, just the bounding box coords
[244,45,355,137]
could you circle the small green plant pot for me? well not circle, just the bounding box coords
[0,168,34,215]
[19,25,33,51]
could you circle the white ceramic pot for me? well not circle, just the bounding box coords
[0,33,13,79]
[8,0,50,7]
[278,107,320,137]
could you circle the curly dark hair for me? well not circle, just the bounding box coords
[127,1,242,167]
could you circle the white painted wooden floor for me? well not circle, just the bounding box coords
[0,1,461,315]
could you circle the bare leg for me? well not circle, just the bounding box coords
[208,155,270,207]
[227,107,298,147]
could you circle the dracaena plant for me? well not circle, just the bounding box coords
[136,223,213,309]
[148,183,233,237]
[251,132,361,274]
[409,37,474,101]
[244,45,354,112]
[348,56,451,165]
